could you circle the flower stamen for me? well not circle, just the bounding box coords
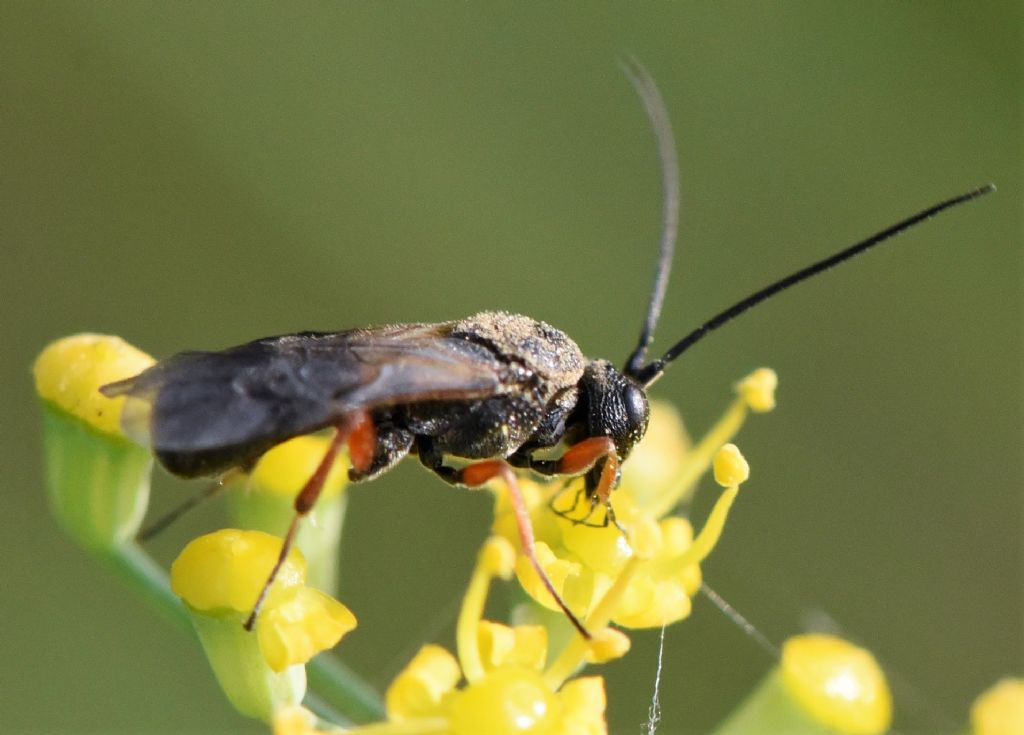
[456,536,515,683]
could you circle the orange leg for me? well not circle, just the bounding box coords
[543,437,625,533]
[460,459,591,640]
[554,437,619,505]
[244,410,374,631]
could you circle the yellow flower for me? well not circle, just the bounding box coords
[349,536,610,735]
[384,648,606,735]
[171,529,357,721]
[258,586,357,675]
[33,334,156,548]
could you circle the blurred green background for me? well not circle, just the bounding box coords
[2,3,1019,733]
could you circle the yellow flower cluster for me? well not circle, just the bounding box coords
[492,369,775,633]
[276,536,611,735]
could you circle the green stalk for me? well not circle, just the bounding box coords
[712,669,834,735]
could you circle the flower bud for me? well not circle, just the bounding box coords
[715,634,891,735]
[781,634,892,735]
[971,678,1024,735]
[170,529,357,721]
[34,335,155,549]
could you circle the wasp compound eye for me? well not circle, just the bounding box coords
[621,381,649,453]
[623,382,649,431]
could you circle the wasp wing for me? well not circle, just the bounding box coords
[101,323,506,476]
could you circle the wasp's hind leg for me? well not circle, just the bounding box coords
[136,471,240,542]
[421,448,591,640]
[244,410,376,631]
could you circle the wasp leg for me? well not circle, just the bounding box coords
[547,482,588,523]
[456,459,591,640]
[137,470,241,542]
[244,410,375,631]
[560,492,609,530]
[528,438,626,534]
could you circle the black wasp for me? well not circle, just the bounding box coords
[101,60,993,638]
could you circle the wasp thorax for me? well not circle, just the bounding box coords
[580,360,650,460]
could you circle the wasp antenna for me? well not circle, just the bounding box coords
[620,57,681,379]
[637,183,997,387]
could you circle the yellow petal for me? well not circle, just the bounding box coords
[658,517,694,557]
[492,478,559,549]
[257,587,357,673]
[448,667,559,735]
[250,435,348,500]
[170,529,306,613]
[610,573,692,629]
[514,542,581,613]
[481,536,517,580]
[560,518,633,576]
[34,334,154,437]
[583,628,631,664]
[386,644,461,721]
[478,621,548,672]
[557,676,607,735]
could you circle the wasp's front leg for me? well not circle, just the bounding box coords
[515,438,624,532]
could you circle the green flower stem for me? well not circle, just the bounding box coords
[712,669,834,735]
[307,651,386,722]
[96,540,385,722]
[99,543,190,632]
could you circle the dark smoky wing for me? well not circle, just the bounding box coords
[101,324,506,470]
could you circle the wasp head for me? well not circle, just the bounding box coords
[579,359,650,461]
